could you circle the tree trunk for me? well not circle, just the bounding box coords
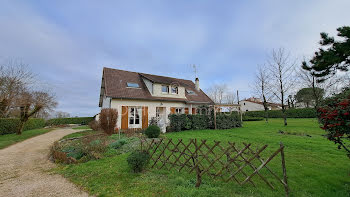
[16,118,27,135]
[282,107,287,126]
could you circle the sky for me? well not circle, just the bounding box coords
[0,0,349,117]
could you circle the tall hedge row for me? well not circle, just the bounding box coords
[46,117,94,126]
[168,113,241,132]
[244,108,317,118]
[0,118,46,135]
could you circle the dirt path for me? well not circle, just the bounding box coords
[0,128,90,197]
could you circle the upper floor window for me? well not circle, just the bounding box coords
[171,87,178,94]
[162,85,169,93]
[127,82,139,88]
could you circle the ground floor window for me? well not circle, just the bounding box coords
[175,108,183,114]
[129,107,141,126]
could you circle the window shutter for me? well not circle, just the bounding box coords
[121,106,128,130]
[142,106,148,129]
[185,108,189,114]
[170,107,175,114]
[192,108,196,115]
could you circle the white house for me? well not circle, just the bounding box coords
[98,67,214,132]
[240,97,282,112]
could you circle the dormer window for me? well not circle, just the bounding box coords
[162,85,169,93]
[186,89,196,95]
[127,82,140,88]
[171,87,178,94]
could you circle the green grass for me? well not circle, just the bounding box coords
[73,125,91,130]
[56,119,350,197]
[61,129,97,140]
[0,128,53,149]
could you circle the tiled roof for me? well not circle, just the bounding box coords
[101,67,214,105]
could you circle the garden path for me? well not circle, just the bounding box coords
[0,128,90,197]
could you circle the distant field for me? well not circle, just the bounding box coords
[57,119,350,197]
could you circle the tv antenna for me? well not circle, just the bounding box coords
[191,64,197,78]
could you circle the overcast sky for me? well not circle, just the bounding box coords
[0,0,349,117]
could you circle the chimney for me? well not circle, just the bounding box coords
[195,78,200,91]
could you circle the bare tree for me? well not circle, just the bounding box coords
[16,90,57,134]
[267,48,296,126]
[253,64,273,123]
[207,84,228,104]
[0,60,34,118]
[99,108,118,135]
[54,111,71,118]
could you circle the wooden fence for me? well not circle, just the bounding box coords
[140,138,289,197]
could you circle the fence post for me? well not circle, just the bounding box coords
[280,142,289,197]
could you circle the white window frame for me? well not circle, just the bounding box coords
[171,86,178,94]
[162,85,169,93]
[129,107,142,128]
[175,108,183,114]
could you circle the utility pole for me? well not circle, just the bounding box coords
[237,90,242,122]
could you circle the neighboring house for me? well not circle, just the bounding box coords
[98,67,214,132]
[240,97,282,112]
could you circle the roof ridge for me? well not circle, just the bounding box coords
[103,66,194,83]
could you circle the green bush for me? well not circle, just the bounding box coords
[0,118,46,135]
[168,112,241,131]
[145,125,161,138]
[127,150,150,172]
[46,117,94,126]
[244,108,317,118]
[109,139,127,149]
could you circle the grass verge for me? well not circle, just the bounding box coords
[0,128,54,149]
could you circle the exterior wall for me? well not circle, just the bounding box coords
[142,78,153,94]
[240,101,265,112]
[101,96,111,108]
[110,98,199,132]
[152,83,186,99]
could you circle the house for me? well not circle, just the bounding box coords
[98,67,214,132]
[240,97,282,112]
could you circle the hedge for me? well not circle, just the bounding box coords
[169,113,241,132]
[46,117,94,126]
[0,118,46,135]
[244,108,317,118]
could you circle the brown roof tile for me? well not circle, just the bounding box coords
[101,67,214,105]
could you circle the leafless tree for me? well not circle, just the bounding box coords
[99,108,118,135]
[0,60,34,118]
[16,90,57,134]
[267,48,297,126]
[252,64,273,123]
[207,84,228,104]
[54,111,71,118]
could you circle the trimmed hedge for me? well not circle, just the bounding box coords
[0,118,46,135]
[169,113,241,132]
[46,117,94,126]
[244,108,317,118]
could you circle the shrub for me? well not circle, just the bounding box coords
[127,150,150,172]
[0,118,46,135]
[109,139,127,149]
[169,113,241,131]
[99,108,118,135]
[148,117,158,126]
[145,125,161,138]
[317,88,350,158]
[89,120,100,131]
[244,108,317,118]
[46,117,94,126]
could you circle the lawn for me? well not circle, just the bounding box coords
[56,119,350,197]
[0,128,54,149]
[72,125,91,130]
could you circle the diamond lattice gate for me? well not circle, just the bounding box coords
[140,138,289,197]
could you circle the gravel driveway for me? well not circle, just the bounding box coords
[0,128,90,197]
